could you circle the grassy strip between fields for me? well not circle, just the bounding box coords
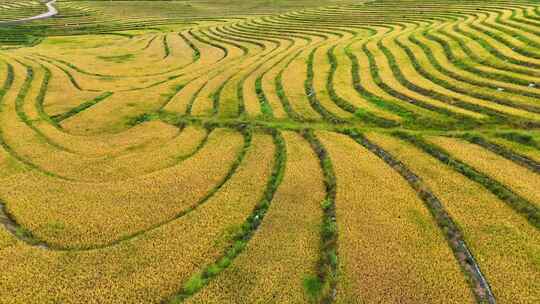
[0,61,71,180]
[163,35,171,59]
[346,129,495,304]
[305,47,345,124]
[396,132,540,230]
[326,44,399,128]
[344,42,424,127]
[459,133,540,174]
[165,128,286,303]
[33,62,64,129]
[495,131,540,150]
[396,32,540,121]
[12,60,78,154]
[275,49,305,121]
[0,61,48,247]
[302,130,339,304]
[0,126,253,251]
[51,91,113,123]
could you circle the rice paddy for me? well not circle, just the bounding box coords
[0,0,539,303]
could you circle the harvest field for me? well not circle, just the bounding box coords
[0,0,539,303]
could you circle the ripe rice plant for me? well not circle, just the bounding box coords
[0,0,539,303]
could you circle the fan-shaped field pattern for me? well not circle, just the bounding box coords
[0,0,539,303]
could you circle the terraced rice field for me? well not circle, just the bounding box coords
[0,0,539,303]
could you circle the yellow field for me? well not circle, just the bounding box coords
[185,132,324,303]
[368,132,540,303]
[0,0,539,303]
[317,131,474,303]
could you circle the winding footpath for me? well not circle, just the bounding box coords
[0,0,57,25]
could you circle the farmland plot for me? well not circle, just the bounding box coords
[0,0,539,303]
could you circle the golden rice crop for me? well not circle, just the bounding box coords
[429,136,540,207]
[215,35,287,117]
[0,148,27,180]
[331,44,402,121]
[345,37,438,119]
[185,31,226,67]
[47,120,180,158]
[366,29,485,119]
[0,67,208,180]
[190,70,236,116]
[24,34,177,76]
[0,133,275,303]
[259,50,293,119]
[187,46,269,116]
[458,13,540,67]
[164,77,210,114]
[487,135,540,163]
[426,18,534,89]
[185,131,324,303]
[0,228,16,250]
[161,34,195,66]
[24,120,179,160]
[60,81,183,134]
[190,38,278,117]
[0,59,8,83]
[35,53,174,92]
[311,42,354,119]
[367,132,540,304]
[240,47,288,117]
[280,48,321,120]
[417,22,540,100]
[394,29,540,120]
[0,129,243,248]
[38,62,105,117]
[28,124,208,181]
[174,31,242,77]
[316,131,473,303]
[1,0,540,302]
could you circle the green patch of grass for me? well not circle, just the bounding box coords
[303,275,323,302]
[14,227,32,239]
[125,112,159,127]
[496,132,540,150]
[182,274,205,296]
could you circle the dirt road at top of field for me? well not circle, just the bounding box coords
[0,0,57,25]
